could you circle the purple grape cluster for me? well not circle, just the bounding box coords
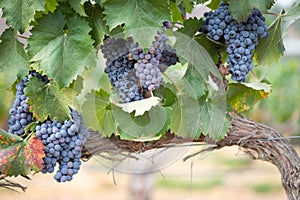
[8,70,49,135]
[202,3,268,82]
[100,23,179,103]
[35,110,90,182]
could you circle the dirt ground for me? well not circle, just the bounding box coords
[0,145,291,200]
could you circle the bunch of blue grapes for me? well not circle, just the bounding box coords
[100,37,143,103]
[35,110,90,182]
[202,3,268,82]
[101,23,178,102]
[8,70,49,135]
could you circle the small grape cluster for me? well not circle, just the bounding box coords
[35,110,90,182]
[100,22,179,103]
[8,70,49,135]
[101,37,143,103]
[202,3,268,82]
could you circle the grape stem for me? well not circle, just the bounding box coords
[266,12,282,17]
[17,35,29,40]
[250,70,259,82]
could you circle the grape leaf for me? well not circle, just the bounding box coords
[170,96,201,138]
[181,0,194,13]
[174,32,222,83]
[46,0,59,12]
[0,129,45,176]
[103,0,171,47]
[153,83,177,107]
[0,28,29,87]
[228,0,275,22]
[28,11,96,88]
[68,0,88,16]
[114,96,160,117]
[170,1,183,22]
[82,89,117,137]
[282,2,300,36]
[227,82,271,112]
[177,17,202,38]
[25,77,71,122]
[85,3,110,46]
[198,91,230,140]
[113,105,169,141]
[183,64,207,99]
[194,34,226,63]
[255,16,284,66]
[0,0,46,33]
[206,0,223,10]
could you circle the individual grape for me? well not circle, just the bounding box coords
[8,70,49,135]
[201,3,268,82]
[35,110,90,183]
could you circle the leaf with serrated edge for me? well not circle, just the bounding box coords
[103,0,171,48]
[28,11,96,88]
[170,96,201,138]
[0,128,45,176]
[0,28,29,87]
[0,0,46,33]
[227,82,271,112]
[282,2,300,36]
[82,89,116,137]
[85,3,110,46]
[114,96,160,117]
[69,0,88,16]
[228,0,275,22]
[25,77,71,122]
[177,18,202,38]
[113,105,168,141]
[255,16,284,66]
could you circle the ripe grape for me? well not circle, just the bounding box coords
[201,3,268,82]
[8,70,49,135]
[35,110,90,182]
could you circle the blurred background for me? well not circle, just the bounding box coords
[0,0,299,199]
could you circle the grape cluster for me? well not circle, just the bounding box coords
[35,110,90,182]
[101,38,143,103]
[100,23,178,103]
[202,3,268,82]
[8,70,49,135]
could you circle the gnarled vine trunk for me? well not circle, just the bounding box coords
[84,114,300,200]
[210,115,300,200]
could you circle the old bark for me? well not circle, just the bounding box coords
[84,114,300,200]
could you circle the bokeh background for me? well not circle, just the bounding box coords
[0,0,299,199]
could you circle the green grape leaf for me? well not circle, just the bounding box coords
[0,28,29,87]
[183,64,207,99]
[0,129,45,177]
[28,11,96,88]
[170,96,201,138]
[174,32,222,83]
[177,17,202,38]
[282,2,300,36]
[228,0,275,22]
[113,105,169,141]
[68,75,84,96]
[181,0,194,13]
[82,89,116,137]
[103,0,171,47]
[153,83,177,107]
[255,16,284,66]
[170,1,183,22]
[85,3,110,46]
[198,91,230,141]
[46,0,59,12]
[227,82,271,112]
[206,0,222,10]
[194,33,226,64]
[0,0,46,33]
[68,0,88,16]
[25,77,71,122]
